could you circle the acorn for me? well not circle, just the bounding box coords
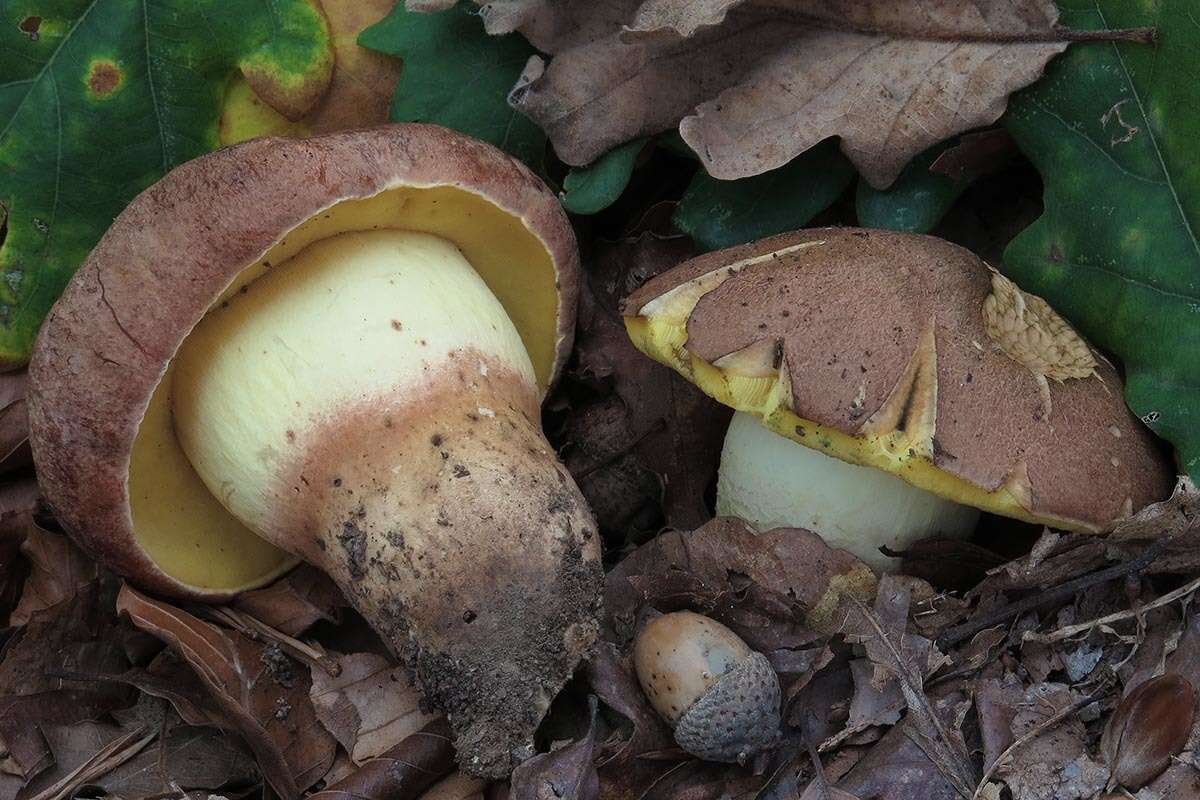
[633,611,781,763]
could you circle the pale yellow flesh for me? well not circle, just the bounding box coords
[172,229,535,539]
[126,184,560,594]
[717,412,978,571]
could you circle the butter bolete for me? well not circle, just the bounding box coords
[28,125,603,777]
[622,229,1172,569]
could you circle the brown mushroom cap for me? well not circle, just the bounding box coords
[623,228,1172,532]
[28,124,580,600]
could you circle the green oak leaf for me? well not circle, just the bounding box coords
[360,2,546,171]
[560,138,647,215]
[0,0,333,367]
[673,139,855,252]
[1004,0,1200,475]
[855,140,968,234]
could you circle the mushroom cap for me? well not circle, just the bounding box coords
[28,124,581,600]
[623,228,1172,532]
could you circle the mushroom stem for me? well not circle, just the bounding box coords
[171,229,602,776]
[717,412,979,571]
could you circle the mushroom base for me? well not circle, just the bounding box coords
[268,357,603,777]
[717,412,979,571]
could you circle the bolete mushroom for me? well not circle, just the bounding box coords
[622,229,1173,569]
[28,125,603,777]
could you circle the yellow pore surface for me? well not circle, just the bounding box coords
[127,186,557,593]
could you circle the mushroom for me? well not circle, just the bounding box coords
[622,229,1173,569]
[28,125,603,777]
[633,611,781,763]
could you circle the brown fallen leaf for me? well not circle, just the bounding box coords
[0,576,137,780]
[15,701,258,800]
[604,517,875,643]
[307,718,455,800]
[509,697,599,800]
[844,577,973,798]
[469,0,1149,186]
[233,564,344,638]
[0,370,30,474]
[818,659,904,752]
[116,584,337,799]
[567,233,729,532]
[832,712,965,800]
[581,642,676,800]
[8,524,97,628]
[309,651,439,764]
[994,683,1109,800]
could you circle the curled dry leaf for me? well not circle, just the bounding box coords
[568,233,729,532]
[8,525,96,628]
[0,576,136,780]
[460,0,1095,186]
[307,718,455,800]
[233,564,345,638]
[0,370,31,474]
[509,697,600,800]
[309,651,439,764]
[994,683,1108,800]
[604,517,876,644]
[115,584,337,799]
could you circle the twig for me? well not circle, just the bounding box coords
[27,725,156,800]
[847,594,977,799]
[1025,573,1200,644]
[936,538,1168,650]
[971,680,1112,799]
[191,604,341,676]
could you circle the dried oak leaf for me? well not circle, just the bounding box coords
[461,0,1081,187]
[581,642,676,800]
[510,697,600,800]
[0,576,137,780]
[994,683,1108,800]
[115,584,336,799]
[567,233,730,531]
[309,651,439,764]
[843,577,974,798]
[8,524,97,627]
[307,718,454,800]
[233,564,345,637]
[1108,476,1200,575]
[0,370,30,474]
[604,517,876,644]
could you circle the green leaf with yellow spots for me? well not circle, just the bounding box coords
[1003,0,1200,476]
[0,0,333,366]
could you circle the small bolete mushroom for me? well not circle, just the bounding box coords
[28,125,603,777]
[622,229,1173,569]
[633,611,781,763]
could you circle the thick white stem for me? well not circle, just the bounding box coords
[717,412,979,571]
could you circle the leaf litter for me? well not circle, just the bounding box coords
[1,2,1197,799]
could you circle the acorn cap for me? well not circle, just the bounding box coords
[623,228,1173,532]
[28,124,581,600]
[673,651,781,763]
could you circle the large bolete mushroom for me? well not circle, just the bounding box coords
[28,125,603,777]
[623,229,1173,569]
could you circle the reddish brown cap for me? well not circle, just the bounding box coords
[28,124,580,599]
[624,228,1173,532]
